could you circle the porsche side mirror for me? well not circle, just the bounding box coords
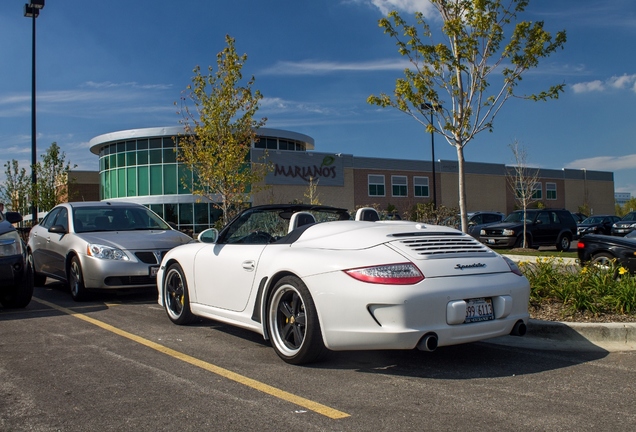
[198,228,219,244]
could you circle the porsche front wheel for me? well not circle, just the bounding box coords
[163,263,194,325]
[267,276,326,365]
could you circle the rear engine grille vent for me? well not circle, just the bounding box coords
[399,236,490,256]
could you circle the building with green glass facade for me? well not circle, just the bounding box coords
[89,126,314,233]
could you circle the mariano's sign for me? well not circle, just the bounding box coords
[263,152,344,186]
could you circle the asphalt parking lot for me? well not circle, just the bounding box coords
[1,283,636,431]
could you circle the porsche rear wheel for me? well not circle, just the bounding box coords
[267,276,326,365]
[163,263,194,325]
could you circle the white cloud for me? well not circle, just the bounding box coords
[608,73,636,90]
[350,0,436,16]
[565,154,636,172]
[572,74,636,93]
[571,80,605,93]
[260,59,411,75]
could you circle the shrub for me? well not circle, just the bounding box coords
[519,256,636,318]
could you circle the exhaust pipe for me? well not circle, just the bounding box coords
[417,333,438,352]
[510,320,527,337]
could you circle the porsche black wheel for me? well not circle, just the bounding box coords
[267,276,326,365]
[163,263,194,325]
[69,256,89,301]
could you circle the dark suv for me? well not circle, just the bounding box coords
[479,209,577,251]
[0,211,33,308]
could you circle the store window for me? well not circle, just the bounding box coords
[392,176,408,197]
[368,175,385,197]
[414,176,429,198]
[546,182,557,200]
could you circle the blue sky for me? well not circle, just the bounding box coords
[1,0,635,197]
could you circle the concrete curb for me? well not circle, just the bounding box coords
[488,319,636,352]
[527,319,636,350]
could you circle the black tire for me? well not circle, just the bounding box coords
[514,235,531,249]
[0,258,34,308]
[556,235,571,252]
[591,252,616,272]
[69,256,89,301]
[28,253,47,287]
[163,263,194,325]
[267,276,326,365]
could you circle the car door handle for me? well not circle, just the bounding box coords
[242,260,255,271]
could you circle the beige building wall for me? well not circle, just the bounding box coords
[439,173,508,213]
[564,178,615,215]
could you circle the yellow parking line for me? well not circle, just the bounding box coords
[32,297,350,420]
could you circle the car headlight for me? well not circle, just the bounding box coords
[0,231,23,257]
[502,229,515,236]
[480,229,486,235]
[86,244,129,260]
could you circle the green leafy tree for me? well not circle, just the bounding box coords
[0,160,31,214]
[176,35,269,225]
[36,142,77,212]
[368,0,566,232]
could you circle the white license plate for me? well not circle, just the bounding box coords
[465,298,494,323]
[487,239,495,244]
[150,266,159,277]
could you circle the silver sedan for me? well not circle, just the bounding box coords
[28,201,192,301]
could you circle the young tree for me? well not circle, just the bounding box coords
[368,0,566,232]
[176,35,268,225]
[0,160,31,214]
[507,140,540,248]
[304,177,321,205]
[36,142,77,212]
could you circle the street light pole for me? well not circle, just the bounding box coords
[24,0,45,225]
[421,103,440,209]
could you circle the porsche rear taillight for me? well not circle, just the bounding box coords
[344,263,424,285]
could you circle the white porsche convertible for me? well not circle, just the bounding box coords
[157,204,530,365]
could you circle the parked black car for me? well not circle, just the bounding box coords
[577,215,621,237]
[0,211,33,308]
[611,211,636,236]
[577,231,636,273]
[480,209,577,251]
[571,212,588,224]
[442,211,505,239]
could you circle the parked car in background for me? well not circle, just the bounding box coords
[479,209,577,251]
[442,211,505,239]
[577,215,621,237]
[27,201,192,301]
[0,211,33,308]
[571,212,588,224]
[157,204,530,365]
[577,230,636,273]
[611,211,636,236]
